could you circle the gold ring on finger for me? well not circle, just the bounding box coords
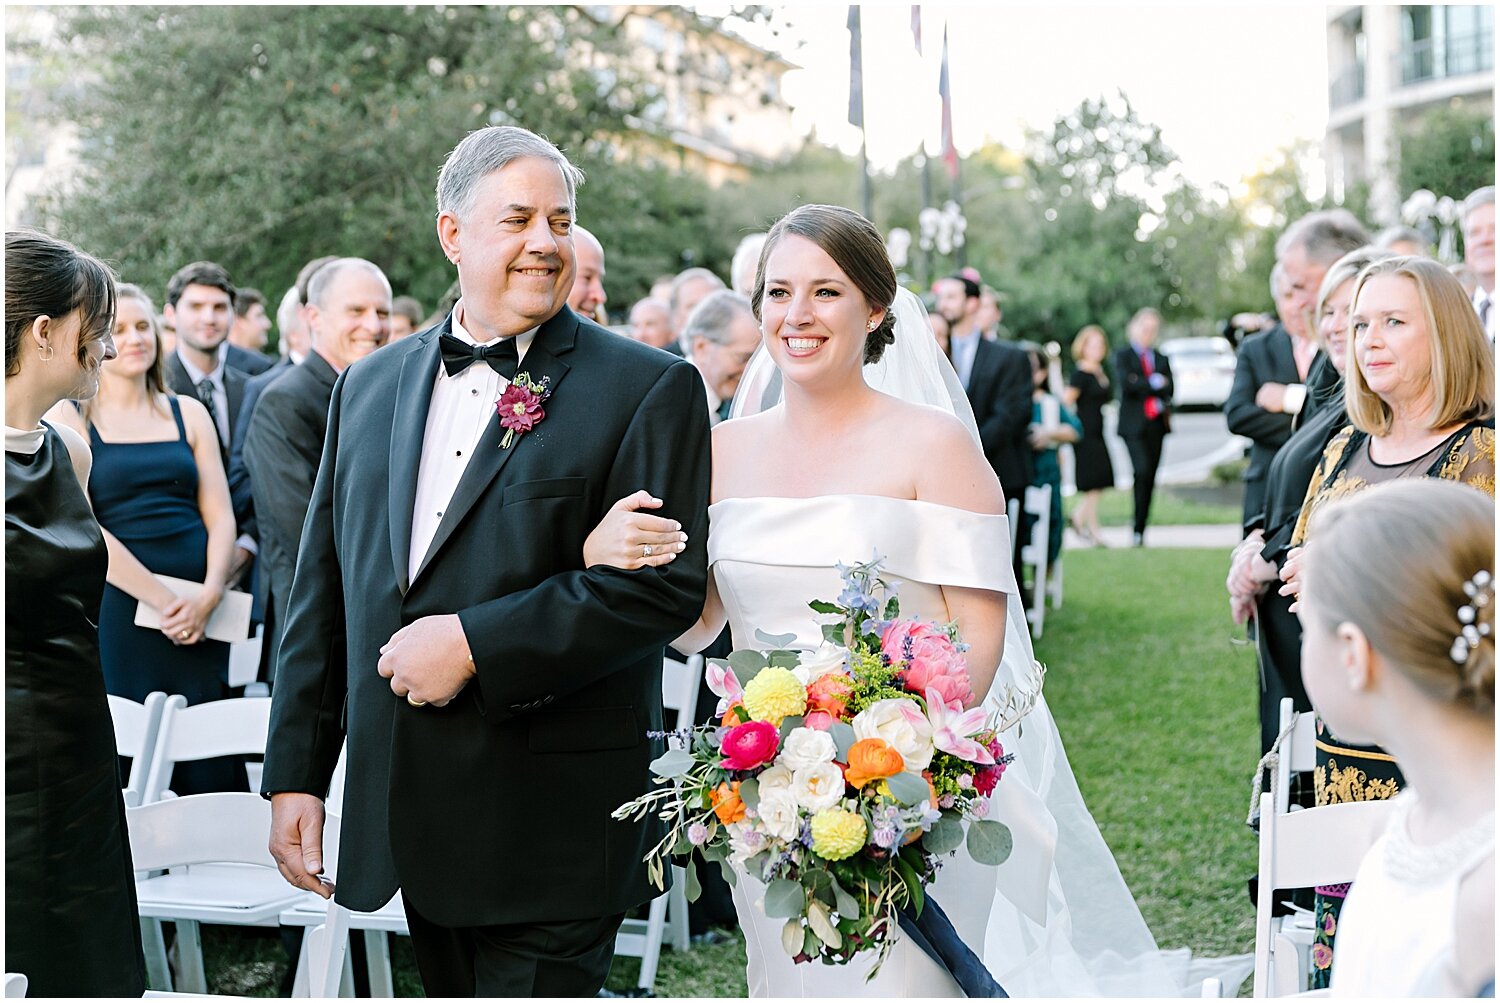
[407,695,427,707]
[179,630,190,639]
[643,543,654,557]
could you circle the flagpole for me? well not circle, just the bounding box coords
[848,6,873,222]
[952,157,965,268]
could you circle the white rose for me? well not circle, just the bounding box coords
[851,698,935,772]
[792,762,847,812]
[757,788,803,842]
[778,727,838,772]
[792,641,849,686]
[727,822,768,867]
[756,764,794,799]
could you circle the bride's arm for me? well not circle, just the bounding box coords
[670,572,728,655]
[914,412,1009,707]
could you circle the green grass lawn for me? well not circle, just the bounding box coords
[202,546,1259,996]
[1076,485,1243,528]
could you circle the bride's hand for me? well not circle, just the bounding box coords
[583,490,688,570]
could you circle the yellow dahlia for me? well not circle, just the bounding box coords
[742,667,807,726]
[810,808,867,861]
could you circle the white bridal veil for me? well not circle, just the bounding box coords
[731,287,1252,996]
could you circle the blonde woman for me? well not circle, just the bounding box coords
[47,283,239,795]
[1298,479,1494,996]
[1063,325,1114,545]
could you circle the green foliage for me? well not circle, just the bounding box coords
[1397,101,1496,203]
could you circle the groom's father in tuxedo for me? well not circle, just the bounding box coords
[1115,308,1173,546]
[261,126,712,997]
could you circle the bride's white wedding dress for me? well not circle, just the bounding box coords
[709,493,1248,997]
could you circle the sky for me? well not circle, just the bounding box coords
[719,3,1330,197]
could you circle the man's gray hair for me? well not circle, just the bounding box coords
[1373,224,1429,251]
[1462,185,1495,227]
[668,267,726,313]
[730,233,767,297]
[306,257,391,309]
[436,126,585,221]
[1275,209,1370,267]
[276,286,301,332]
[1128,306,1160,332]
[682,290,754,348]
[1269,261,1286,300]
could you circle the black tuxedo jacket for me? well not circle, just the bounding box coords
[261,308,711,926]
[228,359,294,621]
[965,338,1035,500]
[240,352,338,670]
[1225,325,1309,521]
[1114,344,1174,438]
[227,342,275,377]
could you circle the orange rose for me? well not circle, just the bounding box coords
[721,702,749,728]
[806,672,855,720]
[844,738,906,789]
[711,781,746,824]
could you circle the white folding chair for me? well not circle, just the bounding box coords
[1252,792,1395,997]
[1274,698,1317,816]
[3,973,26,998]
[614,654,702,990]
[1006,497,1021,552]
[140,695,273,804]
[1047,541,1065,610]
[128,793,304,994]
[1020,484,1052,639]
[108,691,168,808]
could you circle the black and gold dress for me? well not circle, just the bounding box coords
[5,423,146,996]
[1289,419,1495,986]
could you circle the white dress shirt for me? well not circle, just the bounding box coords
[1473,286,1495,343]
[177,343,231,446]
[408,301,537,583]
[949,330,981,390]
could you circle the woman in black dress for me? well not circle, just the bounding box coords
[5,228,146,996]
[1064,324,1116,546]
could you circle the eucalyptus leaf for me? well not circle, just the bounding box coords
[830,877,860,919]
[802,928,821,956]
[684,860,702,903]
[701,840,728,862]
[966,819,1014,866]
[718,859,738,888]
[884,596,900,619]
[894,854,924,916]
[728,650,768,686]
[829,722,856,759]
[821,622,845,645]
[649,748,695,779]
[778,715,806,739]
[737,777,760,812]
[924,815,965,855]
[763,878,806,919]
[884,771,931,806]
[781,919,802,957]
[767,650,801,670]
[807,899,842,949]
[755,627,798,648]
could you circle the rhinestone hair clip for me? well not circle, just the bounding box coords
[1450,569,1493,665]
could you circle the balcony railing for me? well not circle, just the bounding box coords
[1330,62,1366,108]
[1399,32,1494,86]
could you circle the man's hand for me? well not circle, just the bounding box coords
[227,545,255,590]
[269,793,334,898]
[378,614,475,706]
[1255,383,1287,413]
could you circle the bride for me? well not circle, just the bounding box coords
[586,204,1247,996]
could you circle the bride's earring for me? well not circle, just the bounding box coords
[867,318,878,332]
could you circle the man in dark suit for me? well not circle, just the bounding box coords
[242,259,392,677]
[1115,307,1174,546]
[261,126,711,998]
[1225,264,1318,527]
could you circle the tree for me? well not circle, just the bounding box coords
[31,6,718,315]
[1397,101,1496,202]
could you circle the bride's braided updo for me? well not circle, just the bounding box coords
[751,204,898,365]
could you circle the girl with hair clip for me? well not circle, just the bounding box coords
[1298,478,1495,997]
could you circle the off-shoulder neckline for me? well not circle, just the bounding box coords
[709,493,1004,518]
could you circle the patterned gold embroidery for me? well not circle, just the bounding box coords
[1315,757,1401,806]
[1439,427,1496,497]
[1292,427,1357,547]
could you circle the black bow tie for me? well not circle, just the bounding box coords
[439,333,519,379]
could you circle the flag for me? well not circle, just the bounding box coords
[911,6,922,54]
[939,25,958,179]
[847,5,863,129]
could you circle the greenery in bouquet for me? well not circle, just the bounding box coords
[614,555,1043,974]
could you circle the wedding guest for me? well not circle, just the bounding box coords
[390,295,424,341]
[628,296,674,350]
[730,232,767,298]
[1462,186,1495,341]
[244,258,391,675]
[568,225,608,323]
[1026,345,1082,567]
[1280,255,1494,987]
[1449,262,1480,298]
[683,289,759,425]
[1114,307,1173,547]
[158,311,176,354]
[5,228,145,997]
[928,305,951,356]
[670,266,726,356]
[1063,324,1115,546]
[1298,479,1494,997]
[977,284,1004,340]
[162,261,257,461]
[1228,247,1392,760]
[230,286,272,354]
[1372,225,1430,257]
[46,282,242,795]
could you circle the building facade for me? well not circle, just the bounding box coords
[1326,4,1494,223]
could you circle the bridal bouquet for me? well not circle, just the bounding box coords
[614,555,1041,974]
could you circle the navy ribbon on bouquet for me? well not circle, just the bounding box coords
[897,895,1008,997]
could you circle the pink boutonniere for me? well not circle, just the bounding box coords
[495,372,552,448]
